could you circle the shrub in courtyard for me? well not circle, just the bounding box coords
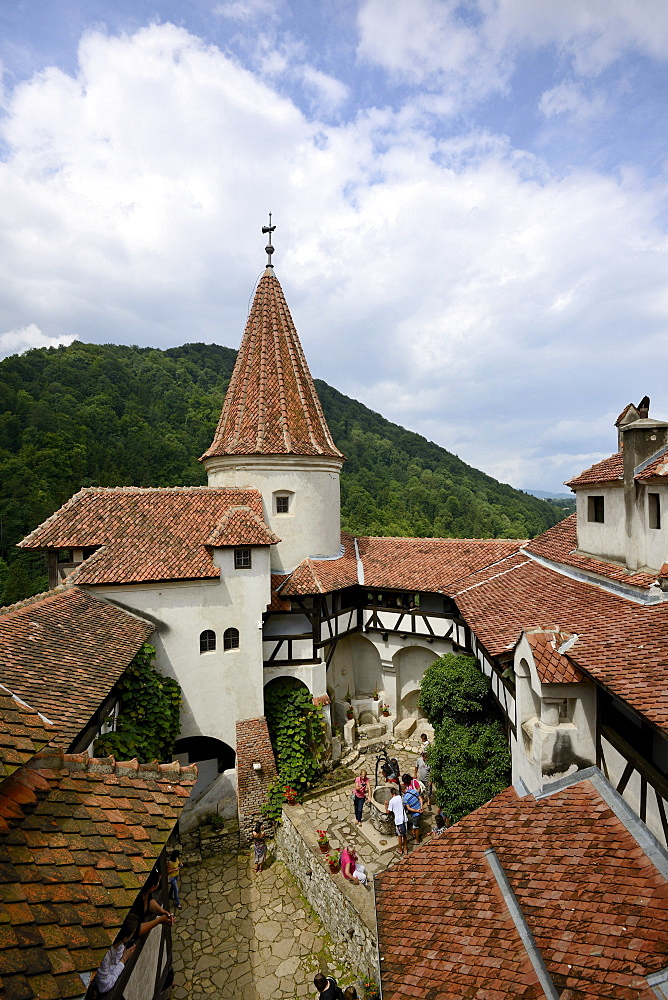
[419,653,511,822]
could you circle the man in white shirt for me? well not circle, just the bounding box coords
[94,913,139,996]
[385,786,408,856]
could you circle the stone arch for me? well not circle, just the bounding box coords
[173,735,236,805]
[393,644,439,720]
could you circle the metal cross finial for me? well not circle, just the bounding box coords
[262,213,276,268]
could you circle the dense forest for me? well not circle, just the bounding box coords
[0,341,567,605]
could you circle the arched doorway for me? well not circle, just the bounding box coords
[329,633,383,701]
[394,645,439,720]
[174,735,236,803]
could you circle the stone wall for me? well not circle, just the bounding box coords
[275,807,379,984]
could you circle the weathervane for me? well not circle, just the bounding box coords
[262,213,276,268]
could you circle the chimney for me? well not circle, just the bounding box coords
[637,395,650,420]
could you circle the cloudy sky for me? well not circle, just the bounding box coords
[1,1,667,492]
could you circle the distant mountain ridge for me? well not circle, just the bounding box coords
[524,489,573,500]
[0,341,567,604]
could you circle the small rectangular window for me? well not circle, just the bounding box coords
[234,548,251,569]
[276,496,289,513]
[587,496,605,523]
[649,493,661,530]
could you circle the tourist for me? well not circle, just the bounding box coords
[414,751,432,809]
[419,732,431,751]
[402,771,421,793]
[431,814,447,837]
[167,850,182,909]
[340,845,367,885]
[252,820,267,873]
[344,988,359,999]
[402,780,423,843]
[93,913,139,996]
[132,871,174,936]
[314,971,344,998]
[385,786,408,856]
[352,769,370,826]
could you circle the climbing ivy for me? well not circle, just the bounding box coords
[94,643,182,763]
[264,678,325,803]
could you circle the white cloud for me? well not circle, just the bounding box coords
[0,21,666,494]
[0,324,77,360]
[539,81,607,122]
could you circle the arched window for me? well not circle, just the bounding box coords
[223,627,240,651]
[200,630,216,653]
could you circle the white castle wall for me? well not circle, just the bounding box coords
[90,546,272,753]
[204,454,343,574]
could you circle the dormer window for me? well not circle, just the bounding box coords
[587,496,605,523]
[649,494,661,530]
[234,548,251,569]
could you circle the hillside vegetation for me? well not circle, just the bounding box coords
[0,341,566,604]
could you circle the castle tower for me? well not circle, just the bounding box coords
[201,227,344,574]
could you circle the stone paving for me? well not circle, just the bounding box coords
[171,737,431,999]
[172,850,358,999]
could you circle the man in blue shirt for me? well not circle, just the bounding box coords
[402,780,424,844]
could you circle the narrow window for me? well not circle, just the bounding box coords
[234,548,251,569]
[223,627,240,650]
[200,630,216,653]
[649,493,661,530]
[587,496,605,523]
[276,495,289,514]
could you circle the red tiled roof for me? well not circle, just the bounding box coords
[201,271,344,461]
[280,534,359,596]
[268,575,291,611]
[635,445,668,480]
[0,751,195,1000]
[565,452,624,487]
[205,505,280,546]
[453,553,668,732]
[19,486,273,585]
[0,588,153,748]
[525,513,656,589]
[523,630,583,684]
[0,686,56,779]
[357,536,523,594]
[376,778,668,999]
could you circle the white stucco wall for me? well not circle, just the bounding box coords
[641,483,667,572]
[203,454,343,573]
[575,486,626,562]
[89,546,272,752]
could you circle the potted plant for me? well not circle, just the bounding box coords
[380,702,390,717]
[373,688,379,701]
[283,784,298,805]
[317,829,329,852]
[345,689,352,704]
[327,849,340,872]
[346,706,354,720]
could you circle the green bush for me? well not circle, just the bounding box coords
[419,653,493,725]
[429,719,511,823]
[419,653,511,822]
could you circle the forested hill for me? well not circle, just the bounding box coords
[0,341,565,604]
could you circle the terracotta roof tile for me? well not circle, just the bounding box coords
[565,452,624,487]
[525,514,655,589]
[205,505,279,547]
[0,752,195,999]
[635,445,668,480]
[453,554,668,732]
[280,534,359,596]
[268,575,291,611]
[358,536,523,594]
[201,271,343,461]
[0,588,153,749]
[19,486,274,585]
[376,778,668,999]
[524,630,583,684]
[0,689,56,780]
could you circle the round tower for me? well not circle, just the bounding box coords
[200,227,344,574]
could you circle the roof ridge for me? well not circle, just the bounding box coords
[32,749,198,780]
[0,582,77,617]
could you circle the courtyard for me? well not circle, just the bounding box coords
[171,736,431,998]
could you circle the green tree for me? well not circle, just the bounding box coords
[419,653,511,823]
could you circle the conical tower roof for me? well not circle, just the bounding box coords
[201,270,343,461]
